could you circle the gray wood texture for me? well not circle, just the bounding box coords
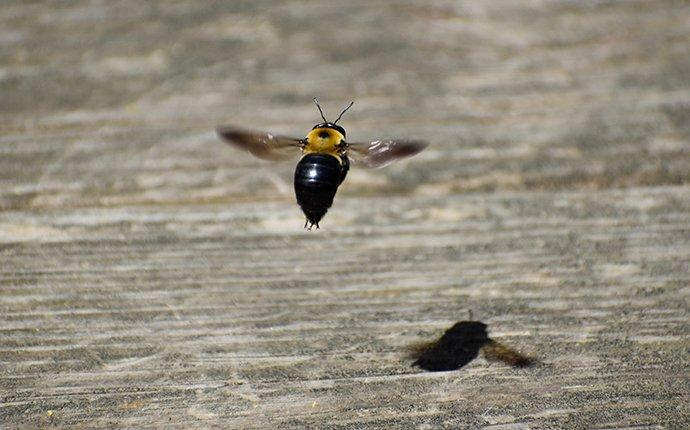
[1,1,689,428]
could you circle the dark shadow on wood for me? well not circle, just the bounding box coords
[409,320,537,372]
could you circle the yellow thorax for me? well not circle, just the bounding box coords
[304,127,344,157]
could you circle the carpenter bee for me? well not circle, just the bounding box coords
[217,99,428,229]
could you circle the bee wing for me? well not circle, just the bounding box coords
[347,139,428,168]
[216,125,303,161]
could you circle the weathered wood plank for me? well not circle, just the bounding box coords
[1,0,689,428]
[1,188,688,428]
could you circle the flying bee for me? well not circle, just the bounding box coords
[217,98,428,229]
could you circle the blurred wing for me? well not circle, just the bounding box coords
[216,125,303,161]
[347,139,428,168]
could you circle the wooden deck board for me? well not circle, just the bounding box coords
[1,1,689,428]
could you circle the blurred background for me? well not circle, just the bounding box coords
[1,1,689,428]
[2,0,688,212]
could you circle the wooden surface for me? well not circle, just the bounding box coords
[1,1,689,428]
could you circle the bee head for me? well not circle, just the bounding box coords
[312,122,346,138]
[312,98,353,139]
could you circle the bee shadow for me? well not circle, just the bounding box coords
[408,320,537,372]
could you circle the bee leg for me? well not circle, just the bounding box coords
[315,222,320,229]
[304,219,309,229]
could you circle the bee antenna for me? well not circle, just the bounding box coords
[333,101,354,125]
[313,97,328,123]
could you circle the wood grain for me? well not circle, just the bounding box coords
[1,1,688,428]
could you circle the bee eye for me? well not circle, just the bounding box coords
[318,131,330,139]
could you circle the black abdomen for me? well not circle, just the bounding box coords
[294,153,348,228]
